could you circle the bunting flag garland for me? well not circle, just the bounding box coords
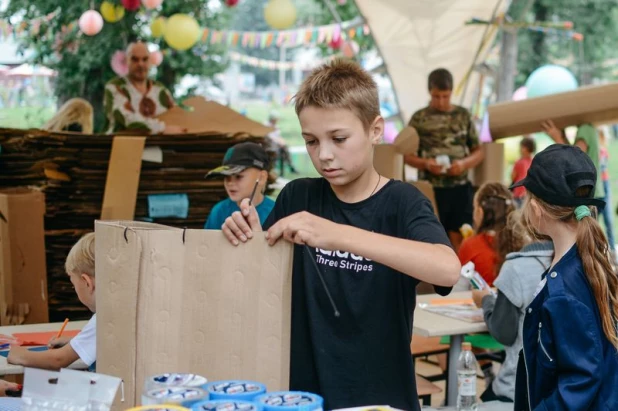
[228,51,339,71]
[465,17,583,41]
[1,13,371,50]
[200,20,369,49]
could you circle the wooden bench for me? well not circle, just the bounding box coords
[416,374,442,406]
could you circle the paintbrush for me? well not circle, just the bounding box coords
[248,178,260,206]
[305,245,340,317]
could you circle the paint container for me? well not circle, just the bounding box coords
[142,387,209,408]
[206,380,267,401]
[254,392,323,411]
[191,399,264,411]
[145,374,209,392]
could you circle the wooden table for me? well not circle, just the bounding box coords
[414,291,488,406]
[0,320,88,375]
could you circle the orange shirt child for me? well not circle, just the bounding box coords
[458,232,498,286]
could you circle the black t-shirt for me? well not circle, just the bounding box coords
[263,178,451,410]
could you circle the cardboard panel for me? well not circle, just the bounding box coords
[0,188,48,325]
[100,137,146,221]
[488,82,618,139]
[95,221,294,409]
[409,181,439,217]
[156,96,275,136]
[393,126,420,155]
[472,143,505,187]
[374,145,404,180]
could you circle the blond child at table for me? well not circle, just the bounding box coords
[8,233,97,371]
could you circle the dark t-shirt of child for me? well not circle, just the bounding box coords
[263,178,452,410]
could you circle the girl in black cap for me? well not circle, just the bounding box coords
[512,144,618,410]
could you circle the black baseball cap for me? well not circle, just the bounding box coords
[510,144,605,209]
[206,142,269,178]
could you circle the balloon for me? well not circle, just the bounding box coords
[512,86,527,101]
[264,0,297,30]
[110,50,128,76]
[225,0,240,6]
[121,0,141,11]
[525,65,578,98]
[100,1,125,23]
[337,0,347,4]
[150,50,163,67]
[341,40,359,58]
[79,10,104,36]
[163,14,201,51]
[142,0,163,9]
[150,16,167,38]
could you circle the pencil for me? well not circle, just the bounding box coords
[56,318,69,339]
[248,179,260,206]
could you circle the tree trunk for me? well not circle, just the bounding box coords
[497,28,518,102]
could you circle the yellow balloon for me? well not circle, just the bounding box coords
[163,14,201,51]
[100,1,125,23]
[264,0,297,30]
[150,16,167,38]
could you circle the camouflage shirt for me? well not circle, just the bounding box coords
[409,105,480,188]
[103,76,175,134]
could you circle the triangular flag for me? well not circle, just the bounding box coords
[325,26,334,43]
[356,26,363,37]
[348,28,355,39]
[266,32,274,47]
[260,33,268,48]
[318,27,326,43]
[232,32,240,46]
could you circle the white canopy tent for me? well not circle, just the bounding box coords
[354,0,507,122]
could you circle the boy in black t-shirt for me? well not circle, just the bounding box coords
[222,60,460,410]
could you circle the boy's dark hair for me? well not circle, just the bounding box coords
[428,68,453,91]
[520,136,536,154]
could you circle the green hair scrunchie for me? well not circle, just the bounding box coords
[575,205,592,221]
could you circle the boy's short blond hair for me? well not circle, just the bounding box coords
[294,59,380,131]
[65,233,95,277]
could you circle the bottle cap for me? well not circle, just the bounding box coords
[462,342,472,350]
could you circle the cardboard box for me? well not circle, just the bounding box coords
[0,188,48,325]
[488,82,618,139]
[409,181,439,217]
[95,221,294,409]
[374,145,404,180]
[392,126,420,155]
[472,143,505,187]
[157,96,275,136]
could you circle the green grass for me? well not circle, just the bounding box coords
[0,107,55,129]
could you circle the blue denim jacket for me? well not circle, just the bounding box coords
[514,245,618,410]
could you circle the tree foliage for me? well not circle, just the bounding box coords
[515,0,618,86]
[2,0,230,131]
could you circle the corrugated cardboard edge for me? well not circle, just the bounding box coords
[488,82,618,139]
[95,221,148,408]
[393,126,420,155]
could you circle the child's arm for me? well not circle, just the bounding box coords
[221,198,263,245]
[266,212,460,287]
[7,343,80,371]
[474,291,518,346]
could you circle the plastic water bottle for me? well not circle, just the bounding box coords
[457,342,478,411]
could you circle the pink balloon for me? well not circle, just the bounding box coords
[383,121,398,144]
[512,86,527,101]
[79,10,104,36]
[111,50,128,76]
[150,50,163,67]
[122,0,141,11]
[142,0,163,9]
[337,0,347,4]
